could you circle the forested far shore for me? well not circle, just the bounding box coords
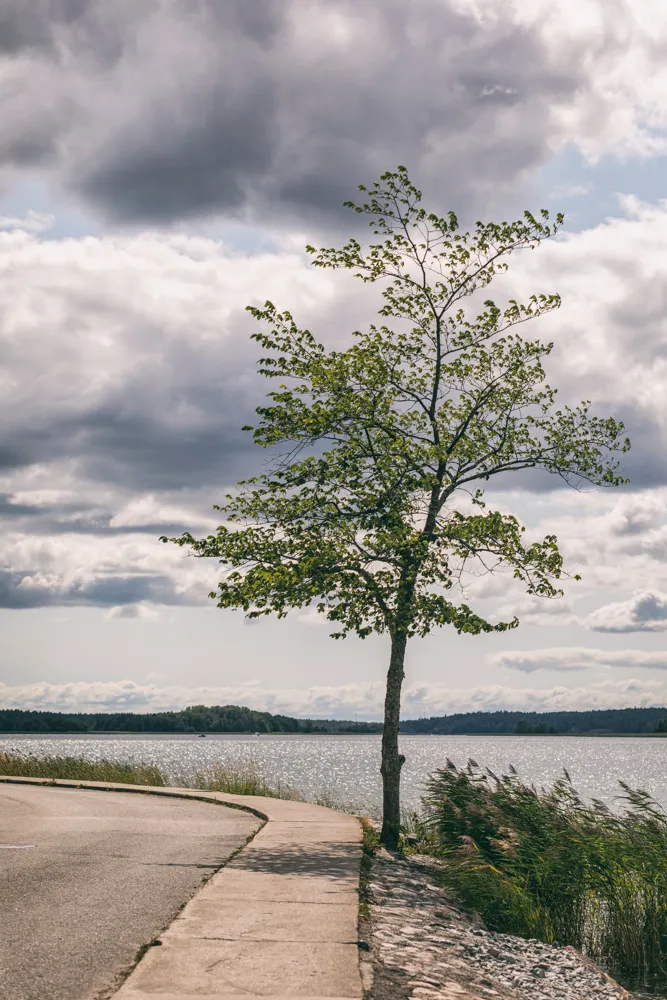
[0,705,383,734]
[400,706,667,735]
[3,704,667,735]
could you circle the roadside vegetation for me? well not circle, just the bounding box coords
[0,752,305,800]
[181,761,304,799]
[0,752,165,785]
[411,759,667,986]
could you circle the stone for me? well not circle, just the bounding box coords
[364,850,634,1000]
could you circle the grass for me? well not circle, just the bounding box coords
[180,761,304,800]
[358,816,380,922]
[0,752,165,785]
[414,758,667,987]
[0,752,372,809]
[0,751,306,800]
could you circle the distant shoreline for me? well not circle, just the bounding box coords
[3,730,667,738]
[3,704,667,738]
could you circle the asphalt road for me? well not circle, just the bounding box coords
[0,783,261,1000]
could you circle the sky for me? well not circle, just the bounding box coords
[2,0,667,720]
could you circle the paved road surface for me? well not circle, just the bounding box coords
[0,783,261,1000]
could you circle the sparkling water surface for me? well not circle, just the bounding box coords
[3,732,667,995]
[2,732,666,816]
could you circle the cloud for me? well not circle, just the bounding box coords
[0,526,222,609]
[491,647,667,673]
[486,197,667,491]
[0,210,54,232]
[0,225,363,491]
[492,594,579,628]
[0,222,378,610]
[587,592,667,632]
[1,676,666,717]
[515,490,667,598]
[4,152,667,611]
[1,0,666,228]
[105,602,158,621]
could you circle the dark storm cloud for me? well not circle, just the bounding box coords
[0,493,193,537]
[0,261,270,495]
[0,0,86,55]
[0,569,193,609]
[6,384,259,493]
[0,0,585,227]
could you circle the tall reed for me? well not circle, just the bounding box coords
[0,752,301,800]
[0,751,165,785]
[419,759,667,983]
[182,761,304,800]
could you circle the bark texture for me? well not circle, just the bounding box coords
[380,630,407,849]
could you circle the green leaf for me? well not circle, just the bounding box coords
[164,166,628,644]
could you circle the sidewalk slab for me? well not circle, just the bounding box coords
[112,788,364,999]
[193,868,357,905]
[115,938,361,997]
[116,995,357,1000]
[253,822,362,844]
[169,897,359,942]
[0,776,364,998]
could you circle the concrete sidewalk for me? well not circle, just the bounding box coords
[0,777,364,999]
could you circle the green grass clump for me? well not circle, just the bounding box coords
[0,752,165,786]
[181,761,304,800]
[418,759,667,984]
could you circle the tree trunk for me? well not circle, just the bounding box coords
[380,629,408,849]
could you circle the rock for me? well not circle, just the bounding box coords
[364,850,634,1000]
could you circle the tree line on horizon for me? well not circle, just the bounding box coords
[0,704,383,735]
[2,704,667,735]
[400,706,667,735]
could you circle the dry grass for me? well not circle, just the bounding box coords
[180,761,304,799]
[0,751,165,785]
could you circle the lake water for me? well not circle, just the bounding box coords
[2,732,666,817]
[3,731,667,996]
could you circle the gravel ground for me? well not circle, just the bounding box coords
[364,847,634,1000]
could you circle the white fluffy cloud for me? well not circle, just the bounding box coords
[491,647,667,673]
[507,0,667,161]
[3,200,667,616]
[1,676,665,717]
[586,592,667,632]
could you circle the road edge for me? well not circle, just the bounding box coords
[0,775,364,999]
[0,774,270,820]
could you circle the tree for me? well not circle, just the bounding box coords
[163,167,630,848]
[515,720,558,735]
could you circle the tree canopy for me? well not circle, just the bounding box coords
[164,167,629,846]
